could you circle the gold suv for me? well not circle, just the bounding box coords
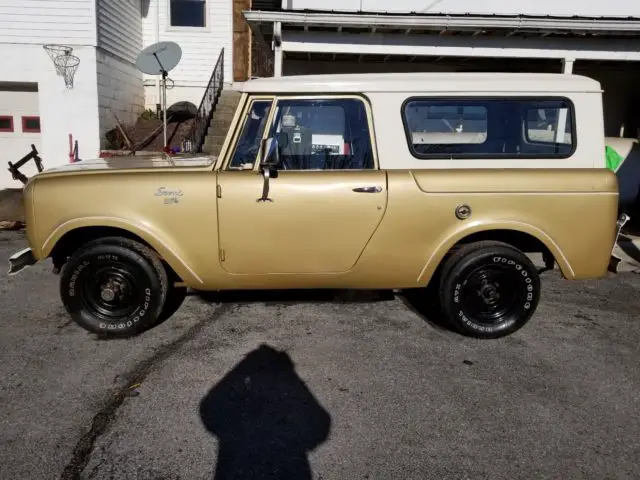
[8,72,623,339]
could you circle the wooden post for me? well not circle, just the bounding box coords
[233,0,251,81]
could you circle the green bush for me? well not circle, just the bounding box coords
[139,109,157,120]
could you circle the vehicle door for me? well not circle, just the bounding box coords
[216,94,387,275]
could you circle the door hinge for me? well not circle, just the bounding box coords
[216,184,222,198]
[220,248,225,261]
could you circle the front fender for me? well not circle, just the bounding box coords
[416,220,575,284]
[40,216,204,286]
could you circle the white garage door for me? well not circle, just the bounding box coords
[0,83,41,189]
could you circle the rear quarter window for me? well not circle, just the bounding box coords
[401,97,575,159]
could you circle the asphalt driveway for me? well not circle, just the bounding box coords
[1,230,639,479]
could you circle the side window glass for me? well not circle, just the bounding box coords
[266,98,374,170]
[402,98,575,159]
[525,103,573,146]
[406,103,488,150]
[228,100,272,169]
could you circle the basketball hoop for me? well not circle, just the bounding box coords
[54,54,80,89]
[43,44,73,76]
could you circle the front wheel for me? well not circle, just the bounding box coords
[60,238,168,337]
[439,241,541,339]
[157,285,187,324]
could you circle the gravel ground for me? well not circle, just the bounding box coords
[1,230,639,480]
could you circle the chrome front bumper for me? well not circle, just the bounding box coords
[8,247,36,276]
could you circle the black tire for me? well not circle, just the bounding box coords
[157,285,187,324]
[60,237,168,337]
[439,241,541,339]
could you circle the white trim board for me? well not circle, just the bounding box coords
[281,31,640,62]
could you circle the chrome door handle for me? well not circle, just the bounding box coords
[352,186,382,193]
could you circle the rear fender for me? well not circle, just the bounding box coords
[417,221,574,285]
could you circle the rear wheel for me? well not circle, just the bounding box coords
[439,241,541,338]
[60,237,168,337]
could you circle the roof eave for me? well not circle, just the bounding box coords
[243,9,640,35]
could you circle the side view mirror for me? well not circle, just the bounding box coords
[260,137,279,166]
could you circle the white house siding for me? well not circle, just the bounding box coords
[0,0,100,188]
[0,0,96,46]
[0,44,100,189]
[141,0,233,109]
[96,0,145,146]
[97,0,142,63]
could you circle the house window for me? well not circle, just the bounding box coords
[170,0,206,27]
[402,97,575,159]
[22,116,41,133]
[0,116,13,132]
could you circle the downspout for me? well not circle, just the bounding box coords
[154,0,161,112]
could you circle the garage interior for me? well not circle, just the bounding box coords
[279,53,640,139]
[247,11,640,141]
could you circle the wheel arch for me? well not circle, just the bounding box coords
[42,219,202,286]
[418,224,575,285]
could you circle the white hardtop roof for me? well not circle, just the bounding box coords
[234,72,602,94]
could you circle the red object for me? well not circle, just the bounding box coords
[69,134,78,163]
[344,142,350,155]
[0,115,13,132]
[21,116,40,133]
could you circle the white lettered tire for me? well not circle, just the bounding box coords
[439,241,541,339]
[60,237,168,337]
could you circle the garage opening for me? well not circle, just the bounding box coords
[0,82,41,189]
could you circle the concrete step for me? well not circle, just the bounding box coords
[219,90,241,100]
[202,134,227,156]
[213,104,238,115]
[209,118,234,133]
[217,94,241,105]
[198,88,241,155]
[205,135,227,146]
[202,141,225,157]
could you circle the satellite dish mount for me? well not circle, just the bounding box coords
[135,42,182,152]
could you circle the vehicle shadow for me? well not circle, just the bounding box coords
[193,288,395,305]
[199,344,332,480]
[397,287,452,333]
[193,287,454,333]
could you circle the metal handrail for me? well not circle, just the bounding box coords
[186,48,224,153]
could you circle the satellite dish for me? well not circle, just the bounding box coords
[135,42,182,153]
[135,41,182,76]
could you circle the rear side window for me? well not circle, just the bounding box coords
[402,97,575,159]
